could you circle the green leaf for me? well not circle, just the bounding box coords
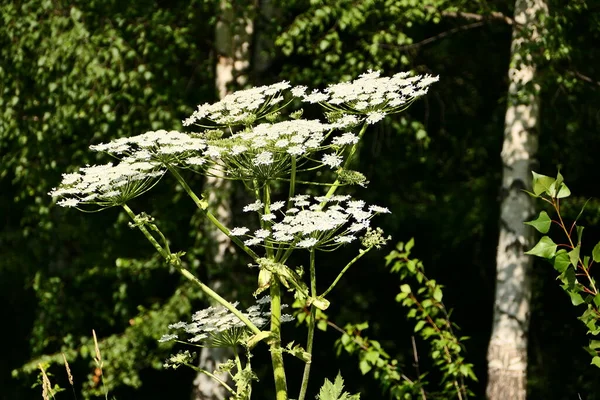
[525,236,557,259]
[532,172,556,196]
[569,291,585,306]
[574,198,591,224]
[552,250,570,273]
[577,226,585,245]
[591,356,600,368]
[400,284,411,293]
[317,373,360,400]
[569,245,581,268]
[433,286,443,302]
[556,183,571,198]
[525,211,551,233]
[414,320,426,333]
[592,242,600,263]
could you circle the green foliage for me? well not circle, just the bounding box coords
[334,239,475,399]
[317,373,360,400]
[526,171,600,366]
[386,239,476,397]
[1,0,217,396]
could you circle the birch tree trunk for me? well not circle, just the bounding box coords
[191,1,254,399]
[486,0,548,399]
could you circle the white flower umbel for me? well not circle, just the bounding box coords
[183,81,301,127]
[303,70,439,117]
[230,195,391,251]
[196,119,357,181]
[160,297,293,348]
[49,161,164,210]
[90,130,208,168]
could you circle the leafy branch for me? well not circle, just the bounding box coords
[525,171,600,367]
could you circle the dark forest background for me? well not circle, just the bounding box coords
[2,0,600,399]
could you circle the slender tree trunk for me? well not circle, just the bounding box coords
[191,1,254,399]
[486,0,548,399]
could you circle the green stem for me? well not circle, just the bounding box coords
[288,157,297,206]
[168,165,259,261]
[121,204,262,336]
[554,200,598,294]
[188,366,235,395]
[298,249,317,400]
[270,278,288,400]
[320,122,368,205]
[263,182,274,259]
[321,248,371,298]
[234,348,243,375]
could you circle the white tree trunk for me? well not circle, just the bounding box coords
[191,1,254,399]
[486,0,548,399]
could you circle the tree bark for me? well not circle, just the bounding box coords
[486,0,548,399]
[191,1,254,399]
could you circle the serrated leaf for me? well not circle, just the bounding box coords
[532,172,556,196]
[317,373,361,400]
[525,236,557,259]
[525,211,551,233]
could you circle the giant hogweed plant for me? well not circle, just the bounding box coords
[49,71,439,399]
[525,171,600,368]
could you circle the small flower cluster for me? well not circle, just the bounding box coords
[48,161,164,209]
[183,81,303,127]
[163,350,196,369]
[231,195,391,250]
[303,70,439,122]
[159,296,293,348]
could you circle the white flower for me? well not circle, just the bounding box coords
[321,153,343,169]
[291,86,308,97]
[297,238,319,248]
[158,333,178,343]
[335,235,356,244]
[366,111,387,124]
[183,81,292,126]
[230,227,250,236]
[303,90,329,103]
[253,151,274,166]
[243,200,264,212]
[270,201,285,211]
[331,132,359,146]
[186,156,207,166]
[349,221,369,232]
[300,70,438,116]
[254,229,271,239]
[369,205,391,214]
[245,238,262,246]
[49,161,164,210]
[262,213,276,221]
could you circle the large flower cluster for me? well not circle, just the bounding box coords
[90,129,207,165]
[49,161,164,209]
[303,70,439,123]
[159,296,293,348]
[231,195,391,250]
[194,119,359,180]
[183,81,304,127]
